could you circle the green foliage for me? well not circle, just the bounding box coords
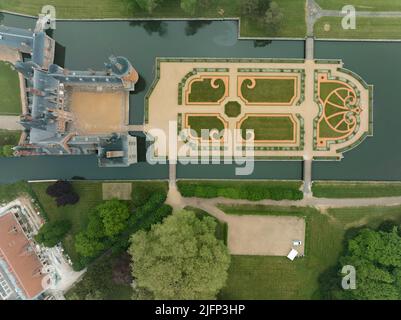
[177,180,303,201]
[135,0,162,13]
[1,145,14,157]
[75,232,106,258]
[66,252,133,300]
[35,220,71,247]
[263,1,284,32]
[129,210,230,299]
[181,0,197,15]
[74,200,129,257]
[329,227,401,300]
[97,199,130,237]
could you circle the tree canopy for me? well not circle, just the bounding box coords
[333,227,401,300]
[35,220,71,247]
[97,199,130,237]
[129,210,230,299]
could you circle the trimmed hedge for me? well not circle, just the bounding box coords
[177,180,303,201]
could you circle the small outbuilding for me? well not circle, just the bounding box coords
[287,249,299,261]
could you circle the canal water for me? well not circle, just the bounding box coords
[0,14,400,182]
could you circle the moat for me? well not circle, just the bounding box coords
[0,13,400,182]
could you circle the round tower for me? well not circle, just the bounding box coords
[107,55,139,90]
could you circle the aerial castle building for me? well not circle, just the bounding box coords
[0,16,139,167]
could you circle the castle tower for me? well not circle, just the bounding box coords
[106,55,139,90]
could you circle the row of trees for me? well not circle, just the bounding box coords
[177,181,303,201]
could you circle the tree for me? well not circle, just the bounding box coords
[181,0,197,16]
[241,0,260,17]
[97,199,130,238]
[46,180,80,206]
[135,0,162,13]
[35,220,71,247]
[129,210,231,299]
[56,192,80,207]
[263,1,284,33]
[46,180,73,198]
[75,232,106,258]
[328,227,401,300]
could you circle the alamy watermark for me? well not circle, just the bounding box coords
[146,121,256,176]
[341,265,356,290]
[341,5,356,30]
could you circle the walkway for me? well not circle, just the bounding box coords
[307,0,401,36]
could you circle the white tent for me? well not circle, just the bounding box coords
[287,249,298,261]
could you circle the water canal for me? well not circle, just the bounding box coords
[0,13,399,182]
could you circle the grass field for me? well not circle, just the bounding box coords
[217,204,401,299]
[312,181,401,198]
[0,130,20,146]
[0,62,21,115]
[187,115,225,138]
[0,0,306,38]
[241,78,295,104]
[315,16,401,39]
[240,115,295,141]
[188,78,226,103]
[316,0,401,11]
[218,205,344,299]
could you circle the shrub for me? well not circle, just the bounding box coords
[46,180,73,198]
[56,192,80,207]
[35,220,71,247]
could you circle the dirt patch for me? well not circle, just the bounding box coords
[102,183,132,200]
[227,215,305,256]
[70,90,127,134]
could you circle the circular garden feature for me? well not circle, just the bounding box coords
[224,101,241,118]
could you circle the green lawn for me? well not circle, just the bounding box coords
[317,0,401,11]
[217,204,401,299]
[187,115,225,138]
[0,181,32,204]
[240,116,295,141]
[0,0,306,38]
[218,205,344,299]
[224,101,241,118]
[241,78,295,104]
[315,16,401,39]
[188,79,226,103]
[327,205,401,228]
[0,130,20,146]
[0,62,21,115]
[313,181,401,198]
